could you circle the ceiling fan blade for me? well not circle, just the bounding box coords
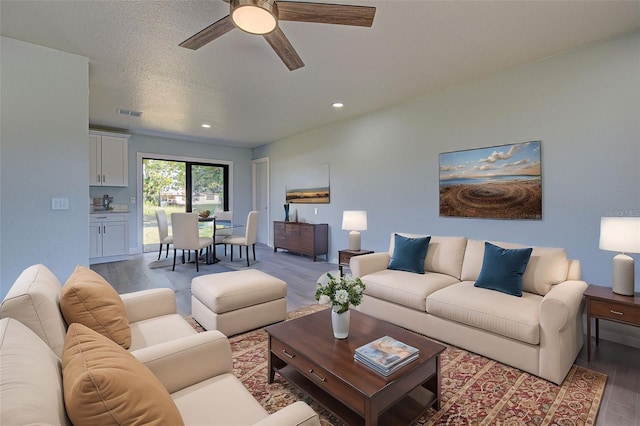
[277,2,375,27]
[179,15,235,50]
[264,27,305,71]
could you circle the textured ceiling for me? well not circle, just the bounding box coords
[1,0,638,148]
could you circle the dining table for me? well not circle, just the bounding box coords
[198,216,244,264]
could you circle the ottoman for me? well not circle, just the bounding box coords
[191,270,287,336]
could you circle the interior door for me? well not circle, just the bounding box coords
[253,158,269,245]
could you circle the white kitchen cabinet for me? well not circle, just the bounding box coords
[89,213,129,264]
[89,131,130,187]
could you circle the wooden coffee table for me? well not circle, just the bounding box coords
[265,309,445,426]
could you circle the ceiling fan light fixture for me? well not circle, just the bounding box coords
[231,0,278,35]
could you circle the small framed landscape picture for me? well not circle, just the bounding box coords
[439,141,542,220]
[286,163,330,204]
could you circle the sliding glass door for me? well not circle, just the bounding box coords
[142,158,229,253]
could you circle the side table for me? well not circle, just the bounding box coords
[338,249,374,275]
[584,284,640,362]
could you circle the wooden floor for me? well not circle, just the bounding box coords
[92,243,640,426]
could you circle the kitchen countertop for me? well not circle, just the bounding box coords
[90,207,130,214]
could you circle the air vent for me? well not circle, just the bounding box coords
[117,108,143,118]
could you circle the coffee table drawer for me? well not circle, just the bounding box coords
[271,338,366,415]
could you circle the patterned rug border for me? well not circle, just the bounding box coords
[186,306,606,425]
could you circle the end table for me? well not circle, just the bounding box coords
[338,249,374,275]
[584,284,640,362]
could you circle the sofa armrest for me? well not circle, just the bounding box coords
[350,252,390,278]
[131,330,232,393]
[120,288,177,322]
[538,279,588,384]
[540,280,587,331]
[252,401,321,426]
[566,259,582,281]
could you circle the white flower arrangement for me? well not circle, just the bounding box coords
[315,272,365,314]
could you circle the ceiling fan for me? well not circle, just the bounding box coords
[179,0,376,71]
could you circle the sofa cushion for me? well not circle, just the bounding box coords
[62,322,184,426]
[128,314,198,352]
[0,318,67,426]
[388,234,431,274]
[172,374,269,425]
[389,234,467,279]
[60,265,131,349]
[361,269,459,311]
[426,281,542,345]
[474,242,533,297]
[461,240,569,296]
[0,263,68,358]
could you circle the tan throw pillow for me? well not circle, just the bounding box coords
[62,323,184,426]
[60,265,131,349]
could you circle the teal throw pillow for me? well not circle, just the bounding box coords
[474,242,533,297]
[387,234,431,274]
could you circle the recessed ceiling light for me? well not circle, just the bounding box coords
[332,102,344,108]
[201,124,211,128]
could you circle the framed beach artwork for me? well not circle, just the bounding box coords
[286,163,330,204]
[439,141,542,220]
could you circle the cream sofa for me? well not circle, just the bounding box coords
[350,234,587,385]
[0,317,320,425]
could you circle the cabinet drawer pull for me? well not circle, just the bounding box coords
[610,310,624,316]
[282,349,295,359]
[308,369,326,382]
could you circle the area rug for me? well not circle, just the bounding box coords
[188,306,606,425]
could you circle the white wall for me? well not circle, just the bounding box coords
[255,32,640,346]
[1,37,89,295]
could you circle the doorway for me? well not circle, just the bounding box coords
[253,157,270,245]
[142,157,230,253]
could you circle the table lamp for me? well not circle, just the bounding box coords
[342,211,367,251]
[599,217,640,296]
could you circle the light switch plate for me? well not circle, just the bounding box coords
[51,197,69,210]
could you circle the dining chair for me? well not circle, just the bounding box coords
[213,210,233,256]
[223,211,259,267]
[170,213,213,272]
[154,209,173,260]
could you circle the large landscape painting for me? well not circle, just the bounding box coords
[439,141,542,219]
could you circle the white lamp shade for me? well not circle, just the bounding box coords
[599,217,640,253]
[342,211,367,231]
[600,217,640,296]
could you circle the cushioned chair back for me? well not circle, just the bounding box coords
[171,213,200,250]
[0,318,69,425]
[0,264,68,357]
[244,211,259,245]
[155,209,170,241]
[388,233,467,280]
[215,210,233,237]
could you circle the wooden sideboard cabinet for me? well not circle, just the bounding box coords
[273,221,328,261]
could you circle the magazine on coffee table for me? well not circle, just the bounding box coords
[354,335,419,375]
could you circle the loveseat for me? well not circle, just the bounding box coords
[350,234,588,384]
[0,263,199,358]
[0,317,320,425]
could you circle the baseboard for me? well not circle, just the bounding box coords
[597,321,640,349]
[584,313,640,349]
